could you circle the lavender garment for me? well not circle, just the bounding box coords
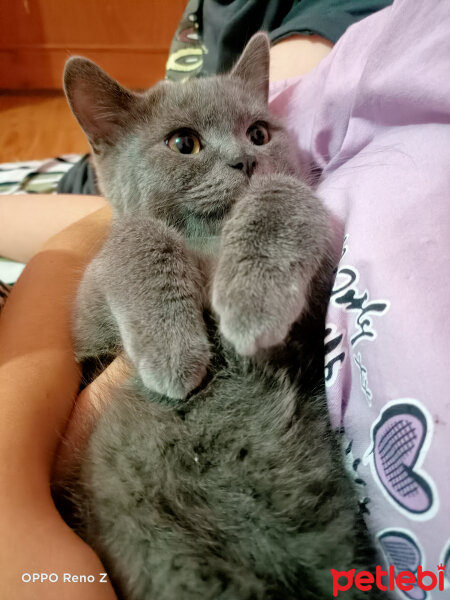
[270,0,450,594]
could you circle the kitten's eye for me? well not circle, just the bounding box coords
[166,131,201,154]
[247,122,270,146]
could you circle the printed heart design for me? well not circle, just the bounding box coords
[367,401,434,515]
[378,530,426,600]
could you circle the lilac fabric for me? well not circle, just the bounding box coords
[269,0,450,593]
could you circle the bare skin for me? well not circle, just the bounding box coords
[52,354,131,485]
[270,34,332,81]
[0,206,117,598]
[0,36,332,598]
[0,193,106,263]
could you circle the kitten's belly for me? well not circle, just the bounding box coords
[80,365,366,600]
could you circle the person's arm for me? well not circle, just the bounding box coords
[0,194,106,263]
[0,206,117,599]
[270,34,333,81]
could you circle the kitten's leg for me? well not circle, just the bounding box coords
[73,260,120,361]
[212,174,331,355]
[95,216,210,400]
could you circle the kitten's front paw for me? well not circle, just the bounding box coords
[211,174,331,356]
[132,329,211,400]
[212,273,308,356]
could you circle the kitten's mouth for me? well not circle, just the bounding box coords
[177,173,250,235]
[190,201,232,225]
[181,192,238,239]
[206,194,237,216]
[186,180,246,219]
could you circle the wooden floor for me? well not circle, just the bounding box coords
[0,92,90,163]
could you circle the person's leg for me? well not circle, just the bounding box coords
[0,194,106,263]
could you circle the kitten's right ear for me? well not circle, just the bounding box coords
[230,32,270,104]
[63,57,134,151]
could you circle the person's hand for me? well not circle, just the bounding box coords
[0,205,117,599]
[52,354,131,485]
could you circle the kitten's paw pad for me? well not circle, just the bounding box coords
[219,318,291,356]
[138,360,209,399]
[136,337,211,400]
[213,282,307,356]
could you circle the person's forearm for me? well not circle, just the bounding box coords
[0,194,106,263]
[0,207,111,502]
[270,34,333,81]
[1,504,117,600]
[0,207,116,599]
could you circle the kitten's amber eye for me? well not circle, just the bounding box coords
[247,122,270,146]
[166,131,201,154]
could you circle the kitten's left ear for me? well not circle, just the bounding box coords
[64,57,136,152]
[230,32,270,104]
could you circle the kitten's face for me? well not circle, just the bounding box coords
[64,34,299,238]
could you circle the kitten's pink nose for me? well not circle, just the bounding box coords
[229,155,257,178]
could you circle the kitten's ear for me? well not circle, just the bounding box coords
[64,57,135,151]
[230,32,270,104]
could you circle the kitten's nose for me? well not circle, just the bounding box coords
[229,155,257,178]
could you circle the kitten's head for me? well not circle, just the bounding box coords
[64,33,299,237]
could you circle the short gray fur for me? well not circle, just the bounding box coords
[61,33,381,599]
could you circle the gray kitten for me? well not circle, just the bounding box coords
[61,34,381,600]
